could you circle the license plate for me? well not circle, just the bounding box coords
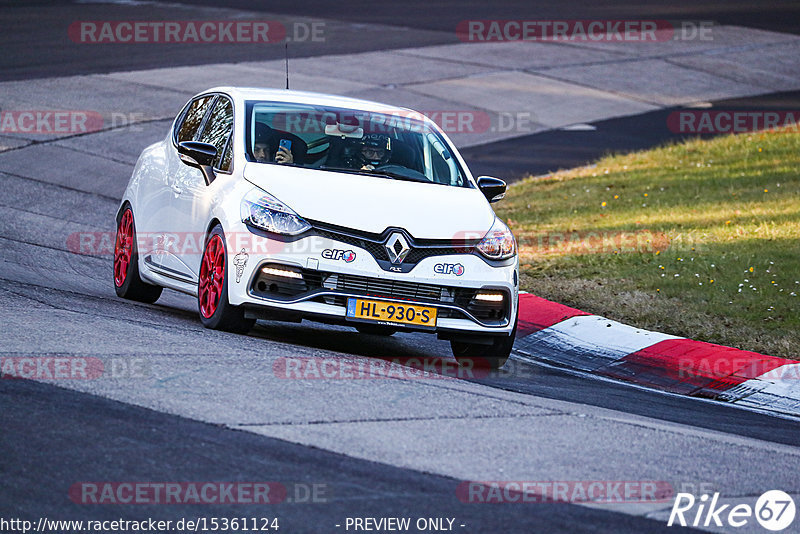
[346,298,437,328]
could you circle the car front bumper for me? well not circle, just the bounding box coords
[225,226,518,336]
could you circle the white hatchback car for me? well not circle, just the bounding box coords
[114,87,519,367]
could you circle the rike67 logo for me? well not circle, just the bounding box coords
[668,490,795,531]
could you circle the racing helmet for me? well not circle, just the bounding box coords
[358,134,392,167]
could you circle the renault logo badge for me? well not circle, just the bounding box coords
[385,232,410,264]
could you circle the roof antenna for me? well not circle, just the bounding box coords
[284,42,289,90]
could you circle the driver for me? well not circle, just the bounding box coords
[253,123,293,165]
[357,134,391,170]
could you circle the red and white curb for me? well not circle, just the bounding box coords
[514,293,800,417]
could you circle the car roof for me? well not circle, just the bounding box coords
[202,87,422,117]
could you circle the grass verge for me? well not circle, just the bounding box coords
[497,127,800,359]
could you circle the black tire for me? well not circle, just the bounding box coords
[198,225,256,334]
[451,313,518,369]
[113,206,162,304]
[355,324,397,336]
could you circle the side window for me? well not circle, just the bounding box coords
[220,136,233,171]
[197,97,234,172]
[430,147,452,185]
[427,135,463,186]
[176,95,214,143]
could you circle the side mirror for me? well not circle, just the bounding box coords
[178,141,217,185]
[477,176,507,203]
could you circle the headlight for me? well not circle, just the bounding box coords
[476,217,516,260]
[240,188,311,236]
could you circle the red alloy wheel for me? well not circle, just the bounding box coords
[113,209,134,287]
[199,234,225,318]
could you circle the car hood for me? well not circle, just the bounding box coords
[243,164,496,239]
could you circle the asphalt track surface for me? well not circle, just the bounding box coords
[461,89,800,179]
[0,379,698,533]
[2,0,800,81]
[2,380,680,532]
[2,2,800,533]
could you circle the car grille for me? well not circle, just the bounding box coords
[250,265,507,324]
[313,224,476,266]
[323,273,448,302]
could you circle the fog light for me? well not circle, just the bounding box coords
[261,266,303,279]
[474,291,504,302]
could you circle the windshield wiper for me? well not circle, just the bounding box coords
[319,166,365,175]
[360,168,431,183]
[319,166,430,184]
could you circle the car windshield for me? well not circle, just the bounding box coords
[245,101,469,187]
